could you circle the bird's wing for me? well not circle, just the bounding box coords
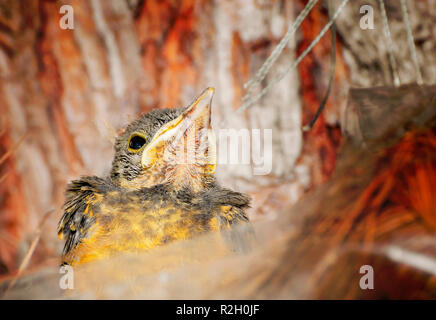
[213,188,256,254]
[57,176,109,257]
[219,205,256,254]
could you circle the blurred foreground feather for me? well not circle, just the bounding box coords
[1,84,436,299]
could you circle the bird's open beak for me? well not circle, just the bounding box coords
[141,87,216,174]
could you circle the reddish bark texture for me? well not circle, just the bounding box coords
[136,0,199,110]
[296,0,346,185]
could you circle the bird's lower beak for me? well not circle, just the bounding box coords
[141,87,216,173]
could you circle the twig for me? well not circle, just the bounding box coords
[237,0,349,114]
[0,172,9,185]
[244,0,319,93]
[4,209,54,295]
[0,132,28,166]
[303,0,337,132]
[378,0,401,87]
[400,0,423,85]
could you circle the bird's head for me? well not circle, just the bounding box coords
[110,87,216,192]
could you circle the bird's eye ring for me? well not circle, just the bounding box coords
[128,134,147,153]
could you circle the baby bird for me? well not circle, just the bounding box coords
[57,88,252,266]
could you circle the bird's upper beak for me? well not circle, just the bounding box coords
[141,87,216,174]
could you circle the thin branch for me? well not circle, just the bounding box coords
[303,0,337,132]
[0,172,9,185]
[378,0,401,87]
[0,132,28,166]
[400,0,423,85]
[237,0,349,114]
[243,0,319,93]
[4,209,54,295]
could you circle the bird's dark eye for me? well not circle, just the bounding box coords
[128,134,146,152]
